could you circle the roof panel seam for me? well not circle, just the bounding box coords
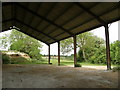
[15,18,57,42]
[16,3,74,36]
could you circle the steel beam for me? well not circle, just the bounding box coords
[44,3,100,37]
[48,45,51,64]
[40,3,73,34]
[15,19,57,41]
[16,3,74,36]
[58,41,60,66]
[48,5,119,39]
[74,2,106,25]
[2,18,14,23]
[35,3,57,29]
[73,35,77,67]
[2,2,13,6]
[70,3,119,31]
[12,27,49,45]
[104,24,111,70]
[1,28,11,32]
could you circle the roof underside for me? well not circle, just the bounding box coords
[2,2,120,45]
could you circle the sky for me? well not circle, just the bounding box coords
[0,21,118,55]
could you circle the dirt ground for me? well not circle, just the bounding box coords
[2,64,118,88]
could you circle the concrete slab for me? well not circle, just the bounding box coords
[2,64,118,88]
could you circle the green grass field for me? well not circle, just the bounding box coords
[38,58,117,67]
[2,53,117,67]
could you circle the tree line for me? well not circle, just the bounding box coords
[0,29,120,65]
[60,32,120,65]
[0,29,42,60]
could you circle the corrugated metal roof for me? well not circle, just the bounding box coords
[2,2,120,45]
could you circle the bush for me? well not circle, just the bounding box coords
[77,50,84,62]
[112,67,120,72]
[2,54,11,64]
[75,64,82,67]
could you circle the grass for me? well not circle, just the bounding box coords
[42,58,118,67]
[50,59,73,66]
[80,62,106,66]
[41,59,104,66]
[2,55,118,67]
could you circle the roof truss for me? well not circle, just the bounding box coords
[2,2,120,45]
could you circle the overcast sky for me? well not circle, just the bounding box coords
[0,21,118,55]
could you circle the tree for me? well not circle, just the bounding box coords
[60,37,73,55]
[0,33,10,49]
[110,40,120,65]
[77,32,105,62]
[9,29,43,60]
[60,32,105,63]
[89,46,106,64]
[77,49,84,62]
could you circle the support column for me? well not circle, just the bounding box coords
[105,24,111,70]
[73,35,77,67]
[58,41,60,66]
[48,44,50,64]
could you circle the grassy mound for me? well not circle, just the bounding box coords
[2,53,11,64]
[2,53,31,64]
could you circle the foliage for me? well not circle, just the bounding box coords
[77,32,105,62]
[9,29,43,60]
[2,54,11,64]
[0,34,10,49]
[77,49,84,62]
[0,29,43,61]
[88,40,120,65]
[1,29,119,66]
[110,40,120,65]
[60,32,106,64]
[60,37,73,55]
[89,46,106,64]
[58,31,119,66]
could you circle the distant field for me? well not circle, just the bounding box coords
[2,54,118,67]
[41,58,117,67]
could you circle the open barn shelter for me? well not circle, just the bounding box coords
[2,2,120,70]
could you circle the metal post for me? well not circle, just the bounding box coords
[73,35,77,67]
[58,41,60,66]
[105,24,111,70]
[48,44,50,64]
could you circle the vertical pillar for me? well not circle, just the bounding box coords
[105,24,111,70]
[58,41,60,66]
[48,44,50,64]
[73,35,77,67]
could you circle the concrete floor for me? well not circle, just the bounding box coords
[2,64,118,88]
[0,70,1,89]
